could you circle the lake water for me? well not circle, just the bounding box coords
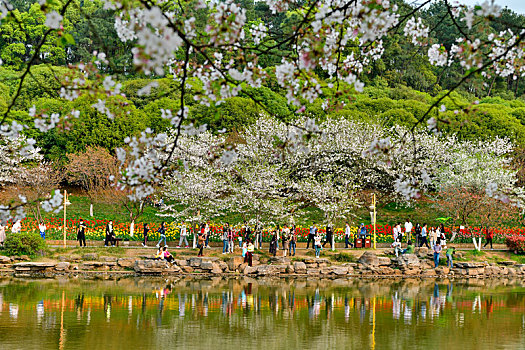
[0,276,524,349]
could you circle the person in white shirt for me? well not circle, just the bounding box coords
[178,222,189,248]
[38,221,47,239]
[393,224,399,242]
[404,219,413,242]
[345,222,353,248]
[11,220,21,234]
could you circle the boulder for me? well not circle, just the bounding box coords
[331,266,349,275]
[55,262,70,271]
[13,262,55,271]
[182,266,194,273]
[376,266,395,275]
[117,258,136,268]
[0,256,11,264]
[175,259,187,267]
[166,265,182,273]
[82,253,99,261]
[358,252,379,266]
[200,261,214,270]
[218,261,229,272]
[377,257,392,266]
[499,261,517,266]
[455,262,486,269]
[243,266,258,275]
[67,254,82,262]
[189,257,202,267]
[293,261,307,274]
[100,256,118,262]
[393,254,420,268]
[268,257,290,265]
[227,257,244,271]
[134,260,169,274]
[257,265,283,275]
[435,266,450,275]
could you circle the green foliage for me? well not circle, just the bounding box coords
[332,252,357,263]
[3,232,47,257]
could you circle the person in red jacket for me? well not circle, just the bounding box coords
[483,227,494,250]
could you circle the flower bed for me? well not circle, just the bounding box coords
[11,218,525,245]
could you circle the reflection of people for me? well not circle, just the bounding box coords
[77,219,87,247]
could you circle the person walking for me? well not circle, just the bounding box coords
[289,225,297,256]
[393,223,399,242]
[269,233,277,257]
[344,222,353,248]
[483,227,494,250]
[314,231,322,258]
[446,246,455,268]
[323,224,333,248]
[307,223,317,249]
[222,224,229,254]
[77,219,87,247]
[404,218,413,242]
[204,222,210,248]
[228,224,235,253]
[105,220,115,247]
[197,230,205,257]
[142,223,149,247]
[38,221,46,240]
[282,226,290,257]
[0,221,6,247]
[414,223,421,247]
[246,240,255,266]
[156,222,167,248]
[178,222,189,248]
[420,224,430,248]
[433,241,442,268]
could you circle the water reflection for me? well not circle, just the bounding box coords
[0,277,525,349]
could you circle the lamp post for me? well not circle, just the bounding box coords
[63,190,71,248]
[369,194,377,249]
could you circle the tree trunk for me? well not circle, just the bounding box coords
[90,203,93,217]
[130,220,135,237]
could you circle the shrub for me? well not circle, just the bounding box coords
[332,252,357,263]
[2,232,47,257]
[505,235,525,254]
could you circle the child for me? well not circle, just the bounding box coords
[314,232,322,258]
[392,240,402,257]
[446,246,455,268]
[242,241,247,259]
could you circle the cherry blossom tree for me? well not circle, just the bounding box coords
[1,0,524,221]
